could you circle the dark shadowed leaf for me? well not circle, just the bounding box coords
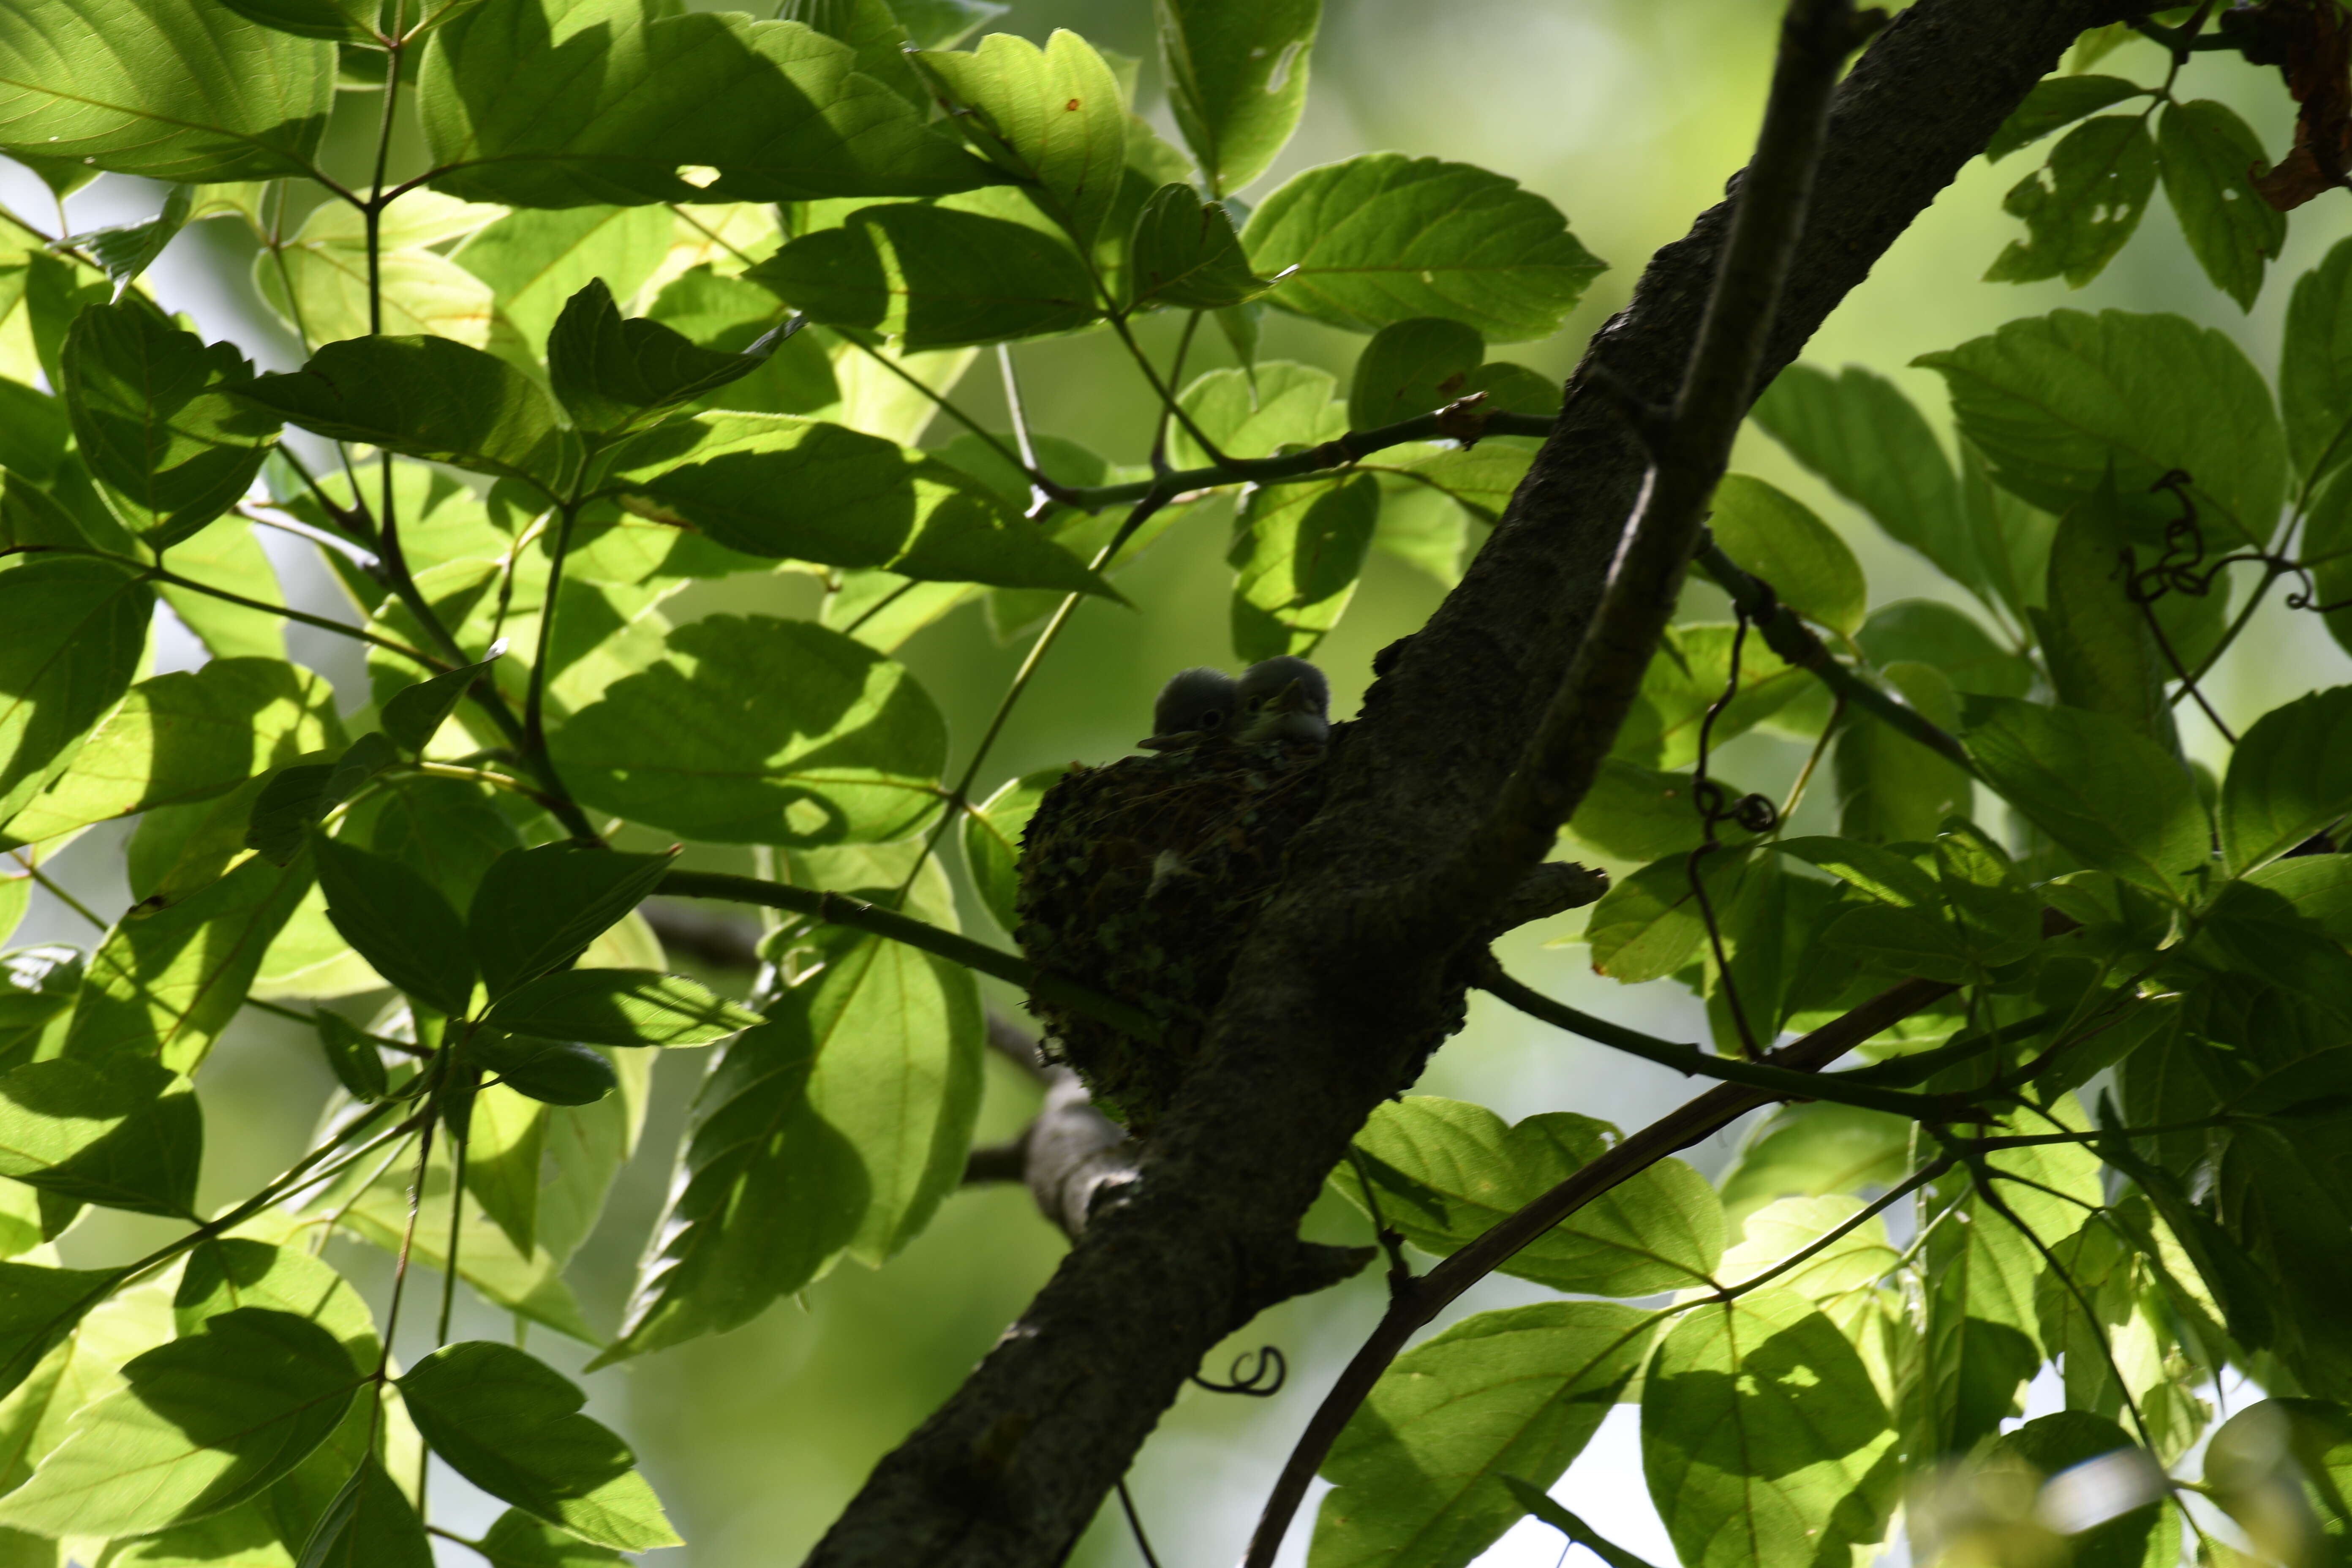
[1243,154,1604,341]
[399,1341,680,1550]
[479,1508,626,1567]
[313,1012,388,1103]
[1854,601,2034,698]
[0,0,334,181]
[381,655,500,756]
[293,1456,432,1568]
[236,336,569,494]
[1347,317,1483,432]
[550,614,946,845]
[1126,183,1270,310]
[964,768,1066,936]
[606,413,1112,591]
[313,834,475,1017]
[482,970,761,1048]
[1964,697,2208,896]
[2282,237,2352,492]
[0,1260,126,1404]
[2222,687,2352,874]
[1230,471,1376,662]
[1986,76,2149,162]
[547,280,779,439]
[1985,116,2155,289]
[749,201,1100,348]
[2158,100,2285,310]
[2034,471,2172,744]
[467,845,676,1002]
[467,1034,618,1108]
[422,3,999,207]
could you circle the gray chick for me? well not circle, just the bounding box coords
[1235,656,1331,746]
[1138,667,1239,751]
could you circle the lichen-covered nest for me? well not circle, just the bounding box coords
[1014,733,1331,1132]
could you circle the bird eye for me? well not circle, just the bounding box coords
[1202,708,1227,730]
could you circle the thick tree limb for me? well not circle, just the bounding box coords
[804,6,2126,1563]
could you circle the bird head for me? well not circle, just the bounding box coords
[1235,656,1331,746]
[1138,667,1239,750]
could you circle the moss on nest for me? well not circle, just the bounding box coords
[1014,733,1329,1133]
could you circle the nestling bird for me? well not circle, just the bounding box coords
[1138,667,1239,751]
[1014,657,1337,1132]
[1235,656,1332,747]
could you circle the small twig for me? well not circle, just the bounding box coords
[1348,1150,1416,1300]
[1116,1479,1168,1568]
[15,857,105,931]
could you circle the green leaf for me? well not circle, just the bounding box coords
[457,1081,552,1255]
[314,1012,388,1103]
[1243,154,1605,341]
[483,970,761,1048]
[453,204,677,352]
[1311,1302,1653,1568]
[547,280,780,438]
[1629,623,1811,770]
[916,30,1125,247]
[398,1341,680,1551]
[1717,1195,1901,1301]
[2034,471,2172,743]
[0,1260,127,1403]
[1580,852,1745,983]
[550,613,946,845]
[2205,1399,2352,1561]
[478,1508,626,1567]
[1156,0,1319,194]
[313,833,475,1017]
[216,0,397,44]
[71,182,193,295]
[2222,688,2352,873]
[1986,75,2149,162]
[1642,1288,1897,1568]
[603,925,981,1361]
[292,1456,432,1568]
[964,768,1064,936]
[607,414,1112,591]
[254,195,501,355]
[1169,361,1344,469]
[1750,363,1979,593]
[1338,1097,1722,1297]
[351,775,521,914]
[2284,238,2352,493]
[0,1057,199,1216]
[381,655,498,757]
[1380,444,1533,528]
[235,336,569,494]
[1126,183,1270,310]
[0,1307,359,1538]
[1718,1103,1912,1234]
[1348,318,1484,432]
[66,849,315,1072]
[466,845,675,1002]
[1916,309,2287,550]
[1822,903,1982,985]
[1563,759,1724,863]
[154,518,289,662]
[1855,601,2034,698]
[1832,662,1973,845]
[3,658,342,846]
[0,0,334,181]
[59,302,279,549]
[423,3,999,207]
[468,1034,618,1108]
[749,200,1100,348]
[1964,697,2208,896]
[174,1239,379,1368]
[1230,470,1377,662]
[2157,100,2284,310]
[1708,474,1866,636]
[0,375,69,481]
[1985,115,2155,289]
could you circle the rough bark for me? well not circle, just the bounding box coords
[803,4,2127,1563]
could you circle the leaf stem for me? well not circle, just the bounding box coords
[13,855,105,931]
[656,868,1162,1040]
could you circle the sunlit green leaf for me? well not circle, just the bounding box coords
[965,768,1065,936]
[1230,471,1376,662]
[1708,474,1866,637]
[1169,361,1343,470]
[2157,100,2284,311]
[1964,697,2208,896]
[1312,1302,1652,1568]
[253,190,502,351]
[0,1056,199,1216]
[0,0,334,181]
[548,279,780,438]
[917,30,1124,246]
[400,1341,680,1550]
[1348,318,1483,432]
[0,1307,359,1538]
[1157,0,1319,194]
[1642,1288,1897,1568]
[453,204,676,352]
[152,518,289,663]
[466,844,675,1002]
[1718,1103,1912,1235]
[1126,183,1269,310]
[1337,1096,1722,1297]
[60,302,279,548]
[0,1260,126,1405]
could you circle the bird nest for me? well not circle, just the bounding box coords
[1015,733,1331,1133]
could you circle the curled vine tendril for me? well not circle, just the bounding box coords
[1686,611,1781,1058]
[1192,1345,1288,1398]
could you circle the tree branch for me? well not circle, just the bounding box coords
[803,5,2127,1564]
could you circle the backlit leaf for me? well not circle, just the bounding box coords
[917,30,1126,247]
[1157,0,1320,194]
[1985,115,2155,289]
[2158,100,2284,311]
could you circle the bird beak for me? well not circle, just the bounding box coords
[1264,679,1310,716]
[1136,733,1191,751]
